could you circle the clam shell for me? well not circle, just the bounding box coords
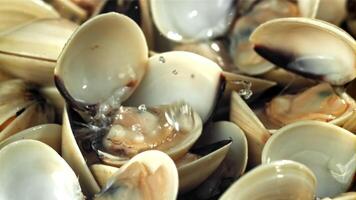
[178,140,231,193]
[45,0,87,23]
[149,0,236,42]
[0,124,61,153]
[0,0,60,32]
[230,91,270,166]
[314,0,347,25]
[62,107,100,196]
[0,140,84,199]
[126,51,222,122]
[0,19,77,85]
[250,17,356,85]
[191,121,248,198]
[219,160,317,200]
[95,150,178,200]
[55,12,148,110]
[262,121,356,198]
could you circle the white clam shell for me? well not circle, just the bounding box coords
[219,160,317,200]
[0,140,84,200]
[0,19,77,85]
[126,51,222,122]
[0,0,60,33]
[96,150,179,200]
[0,124,61,153]
[262,121,356,198]
[62,107,100,196]
[250,17,356,85]
[149,0,235,42]
[55,12,148,108]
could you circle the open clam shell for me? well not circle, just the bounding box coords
[0,0,60,32]
[62,107,100,196]
[0,140,84,199]
[126,51,222,122]
[230,91,270,166]
[55,12,148,114]
[149,0,236,43]
[190,121,248,198]
[219,160,317,200]
[62,101,202,196]
[90,123,236,194]
[262,121,356,198]
[0,18,77,85]
[229,0,300,76]
[94,150,178,200]
[0,79,55,143]
[250,17,356,86]
[0,124,61,153]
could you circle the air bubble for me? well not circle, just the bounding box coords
[138,104,147,112]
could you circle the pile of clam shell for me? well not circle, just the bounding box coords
[1,0,356,199]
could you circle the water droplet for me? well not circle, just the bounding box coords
[172,69,178,75]
[233,80,253,99]
[164,101,195,132]
[159,56,166,63]
[138,104,147,112]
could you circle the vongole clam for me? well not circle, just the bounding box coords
[53,12,245,198]
[228,0,324,83]
[0,18,78,85]
[262,121,356,198]
[219,160,317,200]
[0,137,178,200]
[0,79,56,143]
[149,0,236,43]
[230,17,356,167]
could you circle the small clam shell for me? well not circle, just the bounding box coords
[126,51,222,122]
[0,19,77,85]
[55,12,148,111]
[149,0,236,42]
[178,140,232,193]
[0,80,55,143]
[229,91,270,166]
[262,121,356,198]
[46,0,88,23]
[219,160,317,200]
[314,0,347,25]
[95,150,179,200]
[0,0,60,32]
[191,121,248,198]
[250,17,356,85]
[0,140,84,199]
[62,107,100,196]
[0,124,61,153]
[91,164,118,188]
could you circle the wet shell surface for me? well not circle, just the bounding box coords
[0,140,84,200]
[219,160,317,200]
[94,150,178,200]
[262,121,356,198]
[126,51,222,122]
[149,0,236,42]
[55,12,148,111]
[250,17,356,85]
